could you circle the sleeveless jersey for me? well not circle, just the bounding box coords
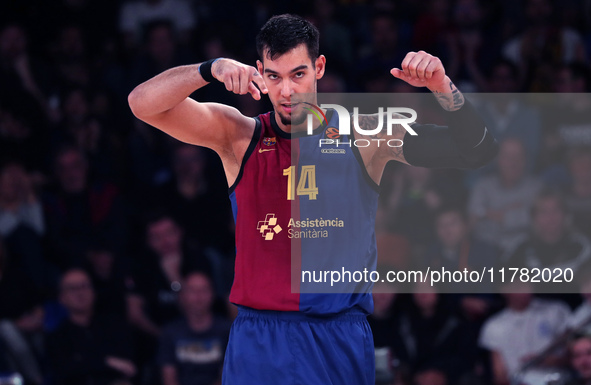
[228,110,379,315]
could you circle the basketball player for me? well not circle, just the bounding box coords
[128,14,498,385]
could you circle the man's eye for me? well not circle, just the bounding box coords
[295,72,304,78]
[268,74,278,80]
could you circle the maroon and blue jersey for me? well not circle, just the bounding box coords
[228,110,379,315]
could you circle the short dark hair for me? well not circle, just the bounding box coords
[531,189,568,218]
[256,14,320,62]
[434,205,468,223]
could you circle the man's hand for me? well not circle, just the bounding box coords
[390,51,446,90]
[211,58,268,100]
[391,51,465,111]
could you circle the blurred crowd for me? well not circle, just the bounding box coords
[2,0,591,385]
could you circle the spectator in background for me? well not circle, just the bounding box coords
[412,0,451,61]
[127,212,213,334]
[540,65,591,177]
[49,25,91,88]
[471,60,541,173]
[0,24,49,118]
[84,243,130,318]
[157,271,230,385]
[423,206,499,323]
[0,161,55,290]
[468,137,543,251]
[568,266,591,335]
[391,282,477,385]
[567,334,591,385]
[380,165,460,258]
[356,13,406,91]
[0,236,45,385]
[129,21,195,88]
[43,146,127,269]
[150,143,234,255]
[504,191,591,306]
[0,162,44,237]
[479,281,571,385]
[502,0,586,70]
[306,0,354,78]
[564,148,591,240]
[368,280,399,350]
[119,0,196,49]
[53,88,123,182]
[46,269,136,385]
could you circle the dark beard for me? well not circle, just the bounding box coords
[278,109,307,126]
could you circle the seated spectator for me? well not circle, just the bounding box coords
[127,212,213,337]
[423,206,499,323]
[479,281,571,385]
[368,280,400,350]
[0,236,45,385]
[471,61,541,173]
[150,143,234,255]
[381,165,460,257]
[83,242,130,318]
[46,269,135,385]
[502,0,585,69]
[568,267,591,334]
[567,334,591,385]
[157,271,231,385]
[505,191,591,305]
[368,280,400,385]
[43,146,127,269]
[0,161,54,290]
[391,282,477,385]
[0,162,44,237]
[119,0,196,49]
[468,137,543,251]
[565,148,591,240]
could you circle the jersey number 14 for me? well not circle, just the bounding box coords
[283,165,318,200]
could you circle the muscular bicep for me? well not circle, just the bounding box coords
[134,98,253,155]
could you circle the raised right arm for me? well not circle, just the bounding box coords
[127,58,267,184]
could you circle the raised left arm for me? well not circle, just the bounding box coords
[390,51,499,169]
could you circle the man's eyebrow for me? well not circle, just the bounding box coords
[264,64,310,74]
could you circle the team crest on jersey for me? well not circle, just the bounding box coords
[263,137,276,146]
[324,127,341,140]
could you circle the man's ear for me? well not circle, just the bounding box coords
[257,60,263,75]
[315,55,326,80]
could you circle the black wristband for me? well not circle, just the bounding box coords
[199,58,221,83]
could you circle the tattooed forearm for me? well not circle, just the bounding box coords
[354,113,406,161]
[433,81,465,111]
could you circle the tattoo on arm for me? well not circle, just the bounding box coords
[354,113,405,161]
[433,81,465,111]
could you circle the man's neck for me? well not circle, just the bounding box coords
[187,312,213,332]
[70,310,93,327]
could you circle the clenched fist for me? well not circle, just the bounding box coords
[390,51,447,90]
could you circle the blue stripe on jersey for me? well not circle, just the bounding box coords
[296,110,378,315]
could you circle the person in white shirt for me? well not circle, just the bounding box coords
[479,281,571,385]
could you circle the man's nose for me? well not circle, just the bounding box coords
[281,79,293,98]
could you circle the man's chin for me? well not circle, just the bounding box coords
[277,111,307,127]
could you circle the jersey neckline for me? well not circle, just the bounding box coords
[270,110,333,139]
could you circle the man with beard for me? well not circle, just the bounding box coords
[128,14,498,385]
